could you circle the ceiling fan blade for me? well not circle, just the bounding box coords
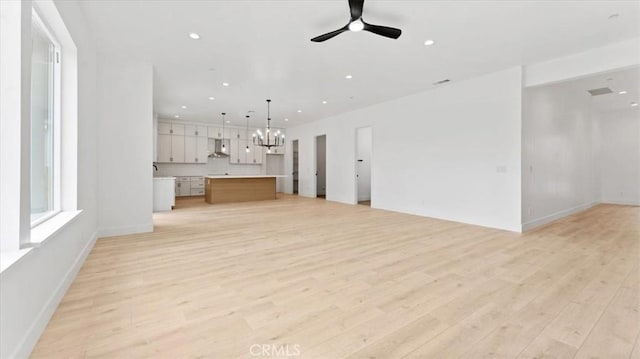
[310,25,349,42]
[349,0,364,20]
[363,22,402,39]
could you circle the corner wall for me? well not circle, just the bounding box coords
[97,56,153,237]
[599,109,640,205]
[521,82,600,230]
[285,67,523,232]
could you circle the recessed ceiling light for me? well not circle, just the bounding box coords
[284,118,289,122]
[322,101,327,104]
[222,82,229,87]
[345,75,353,79]
[424,39,436,46]
[226,120,231,123]
[209,97,215,100]
[297,109,302,113]
[181,105,187,109]
[619,91,628,95]
[175,115,180,118]
[608,13,619,20]
[189,33,200,40]
[632,102,638,107]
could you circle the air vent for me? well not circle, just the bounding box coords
[587,87,613,96]
[433,79,451,85]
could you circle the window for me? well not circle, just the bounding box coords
[30,10,60,226]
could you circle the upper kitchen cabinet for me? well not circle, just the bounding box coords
[207,126,230,140]
[157,121,185,162]
[185,125,207,137]
[184,135,208,164]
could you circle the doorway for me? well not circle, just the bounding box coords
[356,127,372,206]
[316,135,326,199]
[292,140,299,194]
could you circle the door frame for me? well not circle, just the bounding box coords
[315,134,327,198]
[291,139,299,195]
[354,126,373,205]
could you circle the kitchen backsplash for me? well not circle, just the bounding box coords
[154,157,264,177]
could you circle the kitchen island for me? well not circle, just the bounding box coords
[204,175,286,204]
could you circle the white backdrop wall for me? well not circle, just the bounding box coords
[521,81,600,230]
[0,1,99,357]
[599,109,640,205]
[285,67,523,232]
[97,56,153,237]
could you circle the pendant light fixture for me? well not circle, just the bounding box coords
[253,99,284,154]
[245,115,251,153]
[221,112,227,153]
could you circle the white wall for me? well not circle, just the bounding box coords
[285,67,523,232]
[0,0,99,357]
[599,109,640,205]
[97,56,153,237]
[521,81,601,230]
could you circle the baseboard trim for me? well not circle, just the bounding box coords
[600,199,640,206]
[97,223,153,238]
[522,203,595,232]
[11,230,98,359]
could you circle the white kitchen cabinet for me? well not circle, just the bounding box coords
[157,134,172,162]
[175,178,191,197]
[158,121,172,135]
[158,122,187,163]
[250,144,264,164]
[189,176,205,196]
[171,123,185,136]
[185,135,209,164]
[230,138,241,164]
[153,177,175,212]
[184,125,207,137]
[171,134,185,162]
[207,126,230,139]
[184,136,197,163]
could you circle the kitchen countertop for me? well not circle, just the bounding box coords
[205,175,288,179]
[153,176,176,180]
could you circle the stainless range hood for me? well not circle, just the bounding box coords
[208,138,230,158]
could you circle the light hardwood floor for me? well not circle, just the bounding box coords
[32,195,639,358]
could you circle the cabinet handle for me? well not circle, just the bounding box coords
[195,158,198,162]
[195,131,198,135]
[170,157,173,162]
[170,129,173,134]
[237,159,240,163]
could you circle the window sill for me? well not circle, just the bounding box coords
[30,210,82,245]
[0,210,82,275]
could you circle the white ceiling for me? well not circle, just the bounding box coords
[78,0,640,128]
[553,66,640,113]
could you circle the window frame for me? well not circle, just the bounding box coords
[30,8,62,228]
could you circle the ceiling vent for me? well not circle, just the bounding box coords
[588,87,613,96]
[433,79,451,85]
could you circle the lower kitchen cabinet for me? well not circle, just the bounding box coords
[175,176,205,197]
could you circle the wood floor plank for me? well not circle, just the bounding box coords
[30,196,639,358]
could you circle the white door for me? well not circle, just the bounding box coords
[356,127,372,202]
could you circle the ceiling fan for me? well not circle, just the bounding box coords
[311,0,402,42]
